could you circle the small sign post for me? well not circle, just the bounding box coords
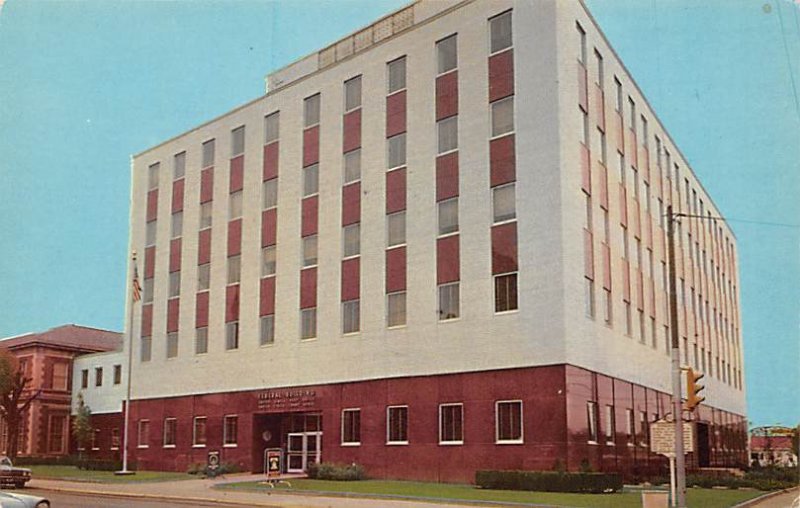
[207,450,220,479]
[650,418,694,507]
[261,448,291,488]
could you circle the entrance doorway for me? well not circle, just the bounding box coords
[287,431,322,473]
[696,422,711,467]
[252,412,322,474]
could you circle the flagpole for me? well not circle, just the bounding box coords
[117,250,137,476]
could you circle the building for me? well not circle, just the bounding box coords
[125,0,747,481]
[0,325,121,458]
[750,426,798,468]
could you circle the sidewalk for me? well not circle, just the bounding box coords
[28,474,493,508]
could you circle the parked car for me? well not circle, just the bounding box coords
[0,491,49,507]
[0,456,31,488]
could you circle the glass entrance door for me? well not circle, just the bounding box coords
[286,431,322,473]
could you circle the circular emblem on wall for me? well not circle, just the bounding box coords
[262,430,273,443]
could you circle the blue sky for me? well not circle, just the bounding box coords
[0,0,797,428]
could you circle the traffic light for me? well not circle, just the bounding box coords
[685,368,705,412]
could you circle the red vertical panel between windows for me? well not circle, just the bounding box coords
[225,285,240,323]
[491,223,518,275]
[342,183,361,226]
[385,169,407,214]
[227,219,242,256]
[198,229,212,265]
[195,292,209,328]
[577,61,588,113]
[167,299,179,332]
[144,246,156,279]
[261,209,277,247]
[229,155,244,193]
[628,131,639,169]
[436,236,460,285]
[341,258,360,302]
[386,90,407,137]
[300,268,317,309]
[303,126,320,167]
[385,247,406,293]
[490,135,516,188]
[263,142,279,181]
[200,168,214,203]
[146,189,158,222]
[343,109,362,153]
[259,277,276,316]
[141,304,153,336]
[436,72,458,120]
[594,84,605,132]
[301,196,319,237]
[489,50,514,103]
[436,152,459,202]
[615,113,624,154]
[169,239,181,272]
[171,180,184,213]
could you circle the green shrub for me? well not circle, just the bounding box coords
[76,458,135,471]
[13,455,80,466]
[476,470,623,494]
[682,473,796,491]
[188,461,241,477]
[307,462,366,481]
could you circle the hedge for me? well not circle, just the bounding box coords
[307,462,366,481]
[476,470,623,493]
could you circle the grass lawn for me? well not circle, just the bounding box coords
[29,465,191,483]
[218,478,766,507]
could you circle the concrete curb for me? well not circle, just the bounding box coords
[731,486,799,508]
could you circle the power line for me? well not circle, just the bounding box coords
[665,213,799,229]
[774,0,800,121]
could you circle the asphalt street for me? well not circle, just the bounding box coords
[23,489,244,508]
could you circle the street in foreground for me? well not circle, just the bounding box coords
[22,489,238,508]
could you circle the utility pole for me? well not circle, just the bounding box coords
[666,205,686,507]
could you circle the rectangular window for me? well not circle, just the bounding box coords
[639,411,648,447]
[260,315,274,346]
[438,282,460,321]
[576,22,586,63]
[195,327,208,355]
[625,302,632,336]
[641,116,648,144]
[437,34,457,74]
[605,405,615,444]
[387,291,406,327]
[261,246,276,276]
[342,300,360,334]
[304,93,321,127]
[603,288,612,325]
[263,178,278,209]
[344,75,362,112]
[145,221,157,247]
[387,57,406,94]
[584,277,595,318]
[113,364,122,385]
[491,96,514,137]
[200,202,212,229]
[111,428,120,450]
[229,190,243,220]
[587,401,599,443]
[202,139,215,168]
[227,255,241,284]
[437,116,458,154]
[387,133,406,169]
[137,420,150,448]
[341,409,361,445]
[614,77,623,113]
[225,322,239,350]
[140,336,152,362]
[223,415,238,446]
[148,163,159,190]
[626,409,634,445]
[437,198,458,236]
[264,111,280,144]
[81,369,88,389]
[301,308,317,340]
[303,164,319,196]
[628,97,636,130]
[173,152,186,179]
[344,149,361,183]
[343,223,360,258]
[231,125,245,157]
[594,49,604,86]
[169,271,181,297]
[52,362,68,391]
[387,406,408,444]
[495,273,518,312]
[496,400,522,443]
[303,235,318,267]
[638,309,646,344]
[197,263,210,291]
[492,183,516,223]
[387,211,406,247]
[143,278,154,303]
[171,211,183,238]
[95,367,103,387]
[193,417,207,447]
[91,428,100,450]
[439,403,464,444]
[166,332,178,358]
[489,10,512,53]
[163,418,177,447]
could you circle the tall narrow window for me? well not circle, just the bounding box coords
[263,178,278,209]
[437,116,458,154]
[193,417,207,447]
[594,49,604,86]
[587,401,599,443]
[140,336,152,362]
[614,77,623,113]
[148,163,160,190]
[137,420,150,448]
[173,152,186,179]
[584,277,595,318]
[264,111,280,144]
[202,139,215,168]
[228,190,243,219]
[200,202,212,229]
[387,133,406,169]
[223,415,238,446]
[342,300,360,334]
[197,263,210,291]
[343,224,360,258]
[344,76,362,112]
[341,409,361,445]
[145,221,157,247]
[438,282,460,321]
[603,288,612,325]
[81,369,88,389]
[387,57,406,94]
[344,149,361,184]
[261,246,276,277]
[496,400,522,443]
[227,255,241,284]
[437,34,457,74]
[438,198,458,236]
[387,406,409,444]
[143,278,154,303]
[439,403,464,444]
[605,405,615,444]
[231,126,245,157]
[163,418,177,447]
[169,271,181,297]
[489,10,512,53]
[260,315,274,346]
[303,235,318,267]
[387,292,406,327]
[625,409,634,446]
[195,327,208,355]
[495,273,518,312]
[301,308,317,339]
[387,211,406,247]
[171,211,183,238]
[166,332,178,358]
[304,94,321,127]
[492,183,516,223]
[225,321,239,350]
[491,96,514,137]
[576,22,586,64]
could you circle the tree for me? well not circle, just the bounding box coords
[0,348,41,460]
[72,393,93,458]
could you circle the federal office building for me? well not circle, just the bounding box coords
[123,0,747,481]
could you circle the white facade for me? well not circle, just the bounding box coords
[72,351,126,415]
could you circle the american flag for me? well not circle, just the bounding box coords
[132,262,142,302]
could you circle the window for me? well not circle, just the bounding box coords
[303,235,318,267]
[387,406,408,444]
[628,97,636,131]
[223,415,238,446]
[491,96,514,137]
[614,77,623,113]
[301,308,317,339]
[137,420,150,448]
[171,211,183,238]
[343,224,360,258]
[587,401,599,443]
[113,365,122,385]
[260,315,274,346]
[437,116,458,154]
[111,428,120,450]
[264,111,280,144]
[198,263,210,291]
[626,409,635,446]
[489,10,512,53]
[344,76,362,111]
[387,57,406,94]
[341,409,361,445]
[605,405,615,444]
[641,116,648,144]
[624,302,632,336]
[387,133,406,169]
[143,278,154,303]
[193,417,207,447]
[438,282,460,321]
[225,322,239,350]
[576,22,586,63]
[603,288,612,325]
[166,332,178,358]
[303,164,319,196]
[169,271,181,297]
[163,418,177,447]
[51,362,68,391]
[231,125,245,157]
[342,300,360,334]
[639,411,648,447]
[148,163,159,190]
[638,309,646,344]
[229,190,243,220]
[585,277,595,318]
[387,292,406,327]
[594,49,604,86]
[145,220,157,247]
[344,149,361,183]
[304,93,321,127]
[200,202,212,229]
[261,246,276,276]
[81,369,88,389]
[439,403,463,444]
[95,367,103,387]
[492,183,516,223]
[91,428,100,450]
[496,401,522,443]
[202,139,215,168]
[263,178,278,209]
[174,152,186,179]
[436,34,458,74]
[387,211,406,247]
[227,255,241,284]
[195,327,208,355]
[438,198,458,236]
[494,273,518,312]
[140,336,152,362]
